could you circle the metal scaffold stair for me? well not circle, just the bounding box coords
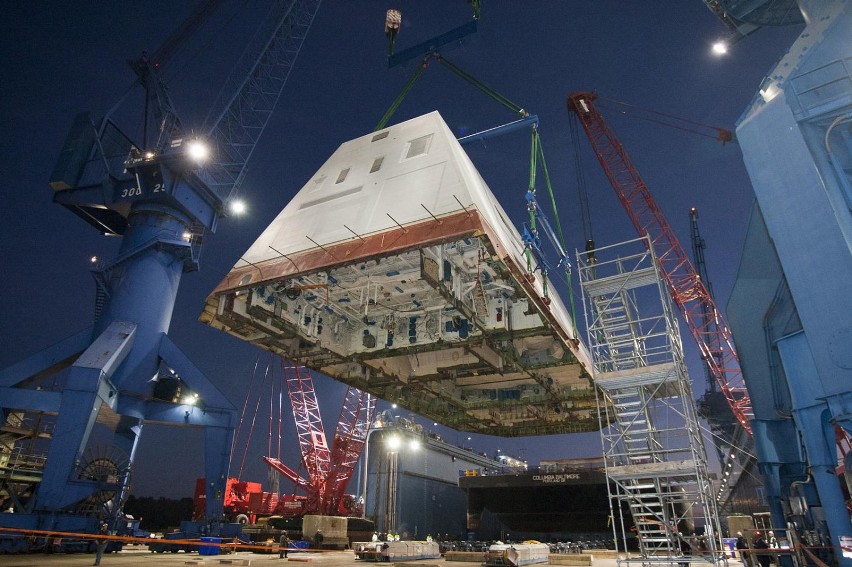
[578,238,723,567]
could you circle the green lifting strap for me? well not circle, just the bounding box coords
[532,129,577,327]
[524,128,539,272]
[436,55,526,117]
[375,59,429,132]
[376,53,525,132]
[536,135,565,251]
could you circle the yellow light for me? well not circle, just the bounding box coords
[182,395,197,406]
[386,435,401,450]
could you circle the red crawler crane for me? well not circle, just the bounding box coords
[196,361,375,523]
[264,363,377,517]
[567,91,753,435]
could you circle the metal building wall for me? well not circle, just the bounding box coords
[362,423,501,540]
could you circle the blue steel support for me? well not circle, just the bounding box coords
[388,20,477,68]
[94,206,192,395]
[0,326,93,387]
[458,115,539,146]
[38,321,136,510]
[775,332,851,561]
[735,0,852,559]
[751,419,802,566]
[726,208,805,526]
[204,426,233,522]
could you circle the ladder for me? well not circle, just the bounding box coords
[579,237,723,566]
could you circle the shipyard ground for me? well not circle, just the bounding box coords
[0,548,727,567]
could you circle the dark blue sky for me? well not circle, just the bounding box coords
[0,2,801,497]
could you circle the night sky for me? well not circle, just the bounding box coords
[0,2,802,498]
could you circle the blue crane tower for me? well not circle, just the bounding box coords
[0,0,321,544]
[707,0,852,563]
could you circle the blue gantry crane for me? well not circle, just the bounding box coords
[706,0,852,562]
[0,0,321,548]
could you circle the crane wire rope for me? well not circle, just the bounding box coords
[163,0,252,87]
[268,368,276,457]
[569,113,594,244]
[277,368,284,462]
[596,96,734,144]
[230,353,265,473]
[236,355,274,479]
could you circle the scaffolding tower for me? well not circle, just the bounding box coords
[578,237,723,567]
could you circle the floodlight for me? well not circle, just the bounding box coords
[186,139,210,162]
[712,41,728,55]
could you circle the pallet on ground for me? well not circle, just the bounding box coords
[444,551,484,562]
[550,553,593,566]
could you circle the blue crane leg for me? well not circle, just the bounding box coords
[736,1,852,560]
[38,321,136,510]
[777,332,852,565]
[204,426,234,522]
[96,208,189,394]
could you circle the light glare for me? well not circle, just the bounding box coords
[386,435,401,450]
[187,139,210,162]
[230,199,247,215]
[712,41,728,55]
